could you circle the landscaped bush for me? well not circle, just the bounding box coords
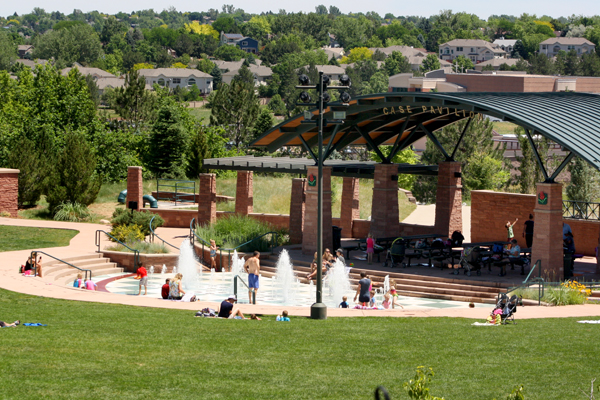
[111,209,164,237]
[512,280,590,306]
[105,241,169,254]
[53,202,92,222]
[109,224,145,243]
[195,214,287,252]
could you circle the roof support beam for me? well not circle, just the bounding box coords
[549,151,574,183]
[325,127,350,160]
[323,124,339,161]
[355,125,388,163]
[298,134,318,164]
[419,123,452,161]
[386,117,412,163]
[525,128,549,182]
[450,117,472,160]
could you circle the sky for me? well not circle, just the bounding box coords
[7,0,600,19]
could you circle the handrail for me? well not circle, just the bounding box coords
[95,230,140,271]
[149,215,179,250]
[563,200,600,220]
[506,260,544,306]
[190,218,279,271]
[234,275,256,304]
[30,250,92,281]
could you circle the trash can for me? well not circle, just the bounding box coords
[332,226,342,251]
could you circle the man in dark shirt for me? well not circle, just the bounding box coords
[161,279,170,299]
[353,271,371,306]
[523,214,535,248]
[217,295,245,319]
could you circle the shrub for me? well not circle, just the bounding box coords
[53,202,92,222]
[513,281,590,306]
[195,214,287,252]
[109,224,145,243]
[105,241,169,254]
[111,209,164,237]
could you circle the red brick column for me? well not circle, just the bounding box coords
[0,168,20,217]
[370,164,399,238]
[197,173,216,226]
[531,183,564,279]
[597,226,600,274]
[302,166,332,255]
[235,171,253,215]
[126,166,143,211]
[434,161,462,238]
[289,178,306,244]
[340,177,360,238]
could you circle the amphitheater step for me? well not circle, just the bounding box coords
[44,257,112,275]
[43,253,102,267]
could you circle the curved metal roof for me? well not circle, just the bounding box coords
[252,92,600,170]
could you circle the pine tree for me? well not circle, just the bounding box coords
[112,69,156,128]
[7,134,50,207]
[185,127,210,179]
[210,65,222,90]
[233,64,254,86]
[46,130,102,213]
[566,156,600,202]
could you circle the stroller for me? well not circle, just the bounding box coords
[495,293,519,324]
[383,238,405,268]
[459,246,482,276]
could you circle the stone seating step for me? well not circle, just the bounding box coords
[44,257,111,275]
[60,266,125,286]
[395,289,497,304]
[48,262,120,281]
[43,253,102,267]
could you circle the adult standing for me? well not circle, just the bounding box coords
[353,271,371,306]
[244,251,261,303]
[563,222,572,241]
[335,249,346,267]
[523,214,535,248]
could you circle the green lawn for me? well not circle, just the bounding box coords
[0,225,78,252]
[493,121,519,136]
[0,287,598,399]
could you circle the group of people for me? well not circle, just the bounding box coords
[306,248,346,281]
[506,214,576,254]
[72,273,97,290]
[350,271,403,310]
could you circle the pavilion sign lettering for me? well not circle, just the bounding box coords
[382,106,479,118]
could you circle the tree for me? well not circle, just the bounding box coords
[384,51,412,76]
[413,117,508,203]
[250,108,275,142]
[197,58,216,74]
[512,40,527,59]
[244,16,271,39]
[452,55,474,72]
[420,54,441,73]
[112,69,157,128]
[233,64,254,85]
[184,21,219,39]
[361,71,389,94]
[513,126,550,194]
[566,156,600,202]
[339,47,373,64]
[7,134,50,207]
[210,65,222,89]
[214,44,247,61]
[463,152,511,192]
[528,53,555,75]
[185,126,210,179]
[45,130,102,213]
[0,32,17,71]
[370,147,418,190]
[100,17,127,44]
[210,80,260,147]
[33,23,103,67]
[147,101,192,178]
[267,94,286,115]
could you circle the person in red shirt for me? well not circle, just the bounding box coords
[136,264,148,296]
[161,278,170,299]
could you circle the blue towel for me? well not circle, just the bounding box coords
[23,323,47,327]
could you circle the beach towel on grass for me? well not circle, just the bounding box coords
[577,320,600,324]
[23,323,47,327]
[472,322,499,326]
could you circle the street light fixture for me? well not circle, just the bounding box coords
[296,72,351,320]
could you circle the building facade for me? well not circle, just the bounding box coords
[439,39,507,63]
[539,37,596,57]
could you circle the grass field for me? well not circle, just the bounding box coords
[493,121,519,136]
[0,288,599,399]
[0,226,78,252]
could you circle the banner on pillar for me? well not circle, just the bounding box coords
[538,191,548,205]
[308,173,316,187]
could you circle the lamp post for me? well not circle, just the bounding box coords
[297,71,351,320]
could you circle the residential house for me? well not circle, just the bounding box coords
[95,77,126,95]
[13,58,48,68]
[493,37,518,55]
[473,58,523,72]
[61,66,115,79]
[539,37,596,57]
[17,45,33,58]
[368,45,452,71]
[438,39,507,63]
[221,64,273,85]
[213,60,244,74]
[388,71,466,93]
[219,32,259,53]
[297,65,346,82]
[137,68,213,94]
[321,46,345,60]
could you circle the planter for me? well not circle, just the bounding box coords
[100,250,179,273]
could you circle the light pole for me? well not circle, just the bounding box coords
[297,71,351,320]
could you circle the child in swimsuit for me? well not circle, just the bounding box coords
[209,239,218,271]
[387,279,404,309]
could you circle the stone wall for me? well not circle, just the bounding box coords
[146,209,197,228]
[100,251,179,273]
[151,191,233,203]
[0,169,19,217]
[471,190,599,256]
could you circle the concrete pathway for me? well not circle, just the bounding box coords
[2,217,600,320]
[401,204,471,242]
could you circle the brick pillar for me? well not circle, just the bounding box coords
[0,168,20,218]
[531,183,564,279]
[370,164,399,238]
[340,177,360,238]
[289,178,306,245]
[235,171,253,215]
[597,226,600,275]
[197,173,216,226]
[434,161,462,238]
[126,166,143,211]
[302,166,332,255]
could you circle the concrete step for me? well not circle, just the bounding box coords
[395,283,500,299]
[50,262,120,281]
[44,257,111,275]
[43,253,102,267]
[61,266,125,286]
[396,289,498,304]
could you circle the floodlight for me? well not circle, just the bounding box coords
[299,91,311,103]
[298,74,310,86]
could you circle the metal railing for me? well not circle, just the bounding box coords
[31,250,92,281]
[233,275,256,304]
[189,218,279,271]
[156,179,196,205]
[149,215,180,251]
[563,200,600,220]
[95,230,140,271]
[506,260,544,306]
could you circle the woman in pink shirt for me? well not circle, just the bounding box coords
[366,233,375,265]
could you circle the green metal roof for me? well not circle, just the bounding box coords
[252,92,600,170]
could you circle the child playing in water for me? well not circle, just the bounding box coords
[382,294,392,309]
[339,296,349,308]
[209,239,218,271]
[369,290,377,308]
[386,280,404,309]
